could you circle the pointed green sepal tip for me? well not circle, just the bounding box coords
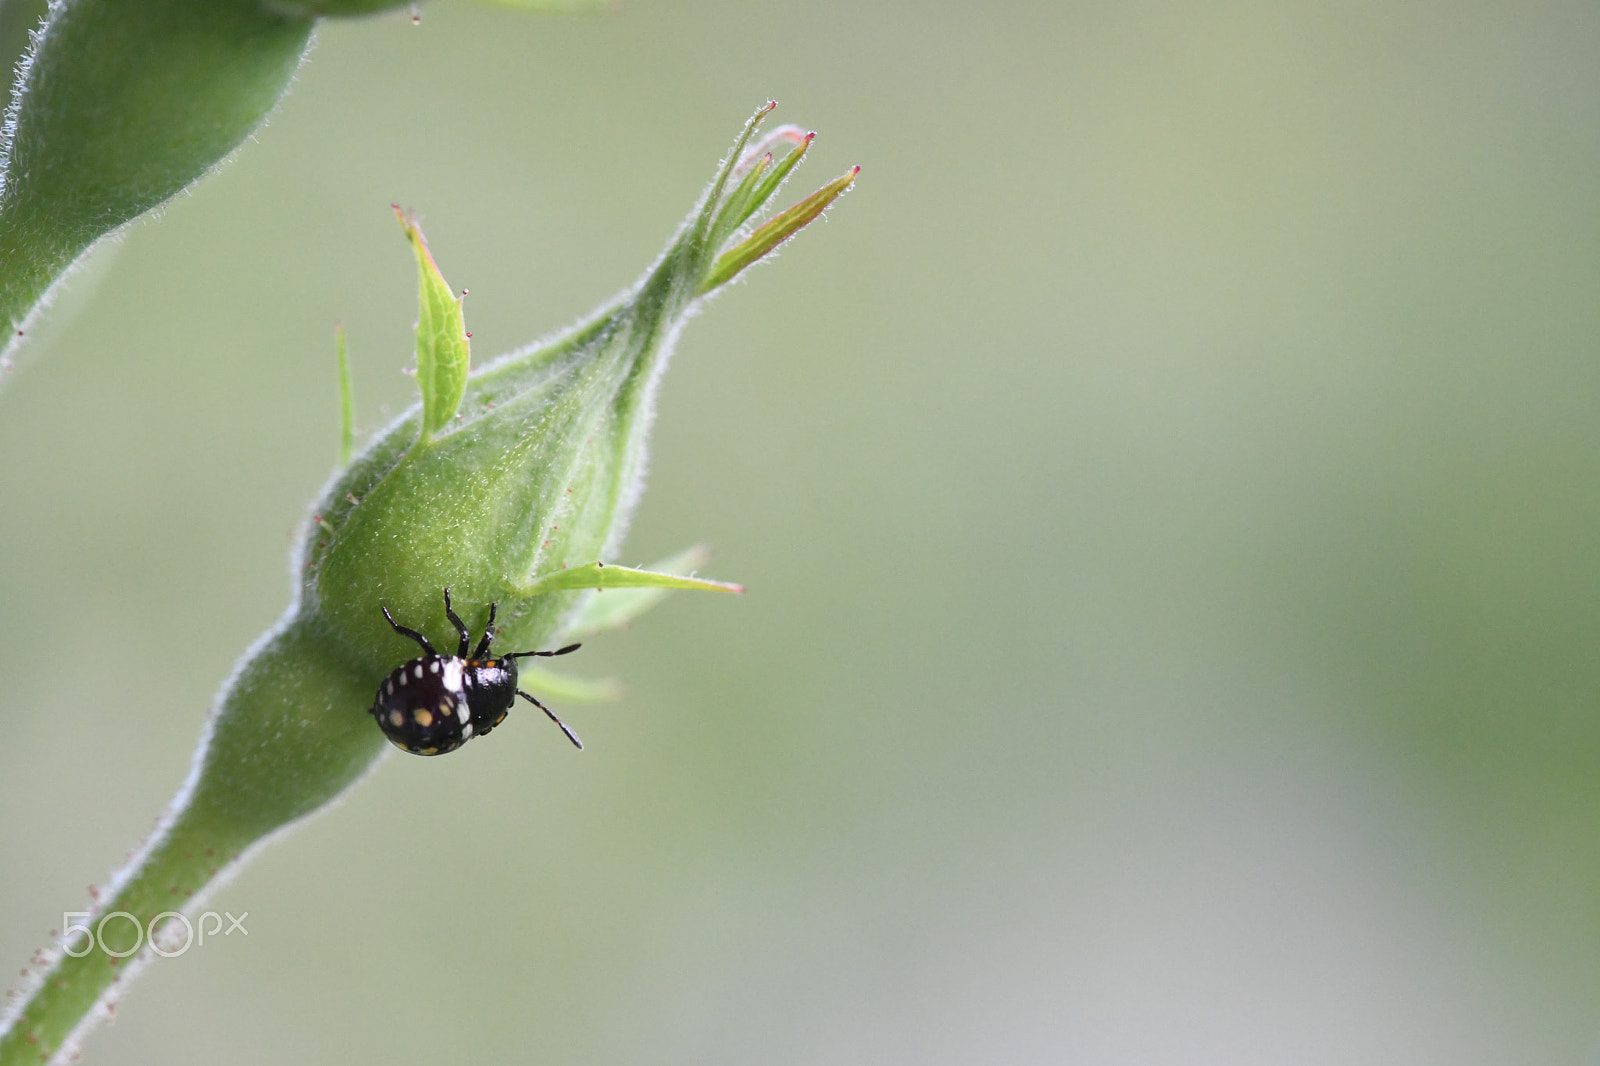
[563,545,721,636]
[394,204,470,441]
[699,164,860,294]
[335,323,355,466]
[743,129,816,226]
[521,560,745,599]
[695,102,779,241]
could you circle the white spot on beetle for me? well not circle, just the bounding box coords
[413,664,424,680]
[442,659,463,693]
[456,702,470,724]
[428,660,439,675]
[462,722,474,738]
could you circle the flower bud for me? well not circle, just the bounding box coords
[306,103,853,666]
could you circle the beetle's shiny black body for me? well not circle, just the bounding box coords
[370,589,581,755]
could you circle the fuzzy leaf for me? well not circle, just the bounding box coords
[394,207,470,439]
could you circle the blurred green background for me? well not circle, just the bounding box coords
[2,0,1598,1061]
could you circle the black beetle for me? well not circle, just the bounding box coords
[370,588,581,755]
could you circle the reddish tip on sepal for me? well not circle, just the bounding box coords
[700,162,860,294]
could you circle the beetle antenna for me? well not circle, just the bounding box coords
[507,643,581,659]
[517,689,583,749]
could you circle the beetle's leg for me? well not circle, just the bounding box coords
[517,689,583,750]
[381,606,435,655]
[473,601,499,659]
[443,587,471,658]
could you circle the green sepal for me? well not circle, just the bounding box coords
[335,323,355,466]
[562,544,716,636]
[738,128,814,229]
[394,206,470,440]
[708,153,773,252]
[700,165,859,294]
[689,101,777,248]
[521,560,744,599]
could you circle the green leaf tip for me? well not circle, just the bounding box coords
[335,323,355,466]
[394,204,470,441]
